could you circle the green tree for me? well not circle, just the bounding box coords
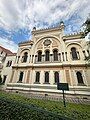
[83,15,90,64]
[84,15,90,35]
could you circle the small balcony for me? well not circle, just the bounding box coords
[35,54,62,64]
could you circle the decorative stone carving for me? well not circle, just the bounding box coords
[43,39,51,46]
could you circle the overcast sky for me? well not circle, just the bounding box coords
[0,0,90,52]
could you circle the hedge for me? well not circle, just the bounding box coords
[0,97,71,120]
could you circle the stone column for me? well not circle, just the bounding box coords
[69,70,73,86]
[26,70,30,84]
[17,56,20,63]
[43,55,45,62]
[35,55,37,63]
[85,50,89,57]
[59,70,64,83]
[67,51,70,62]
[42,55,45,62]
[82,70,87,85]
[23,71,27,83]
[13,70,18,83]
[31,70,35,84]
[29,69,33,84]
[77,51,80,59]
[61,52,63,62]
[63,70,66,83]
[65,70,71,85]
[50,54,53,62]
[70,52,72,61]
[9,70,15,83]
[29,55,31,63]
[73,70,78,86]
[14,56,17,64]
[65,52,68,61]
[59,71,61,83]
[58,53,61,62]
[50,70,54,85]
[40,71,44,84]
[32,55,34,63]
[30,55,32,63]
[62,52,65,61]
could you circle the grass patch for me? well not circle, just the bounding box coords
[0,91,90,120]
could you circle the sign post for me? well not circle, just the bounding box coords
[62,90,66,107]
[57,83,69,107]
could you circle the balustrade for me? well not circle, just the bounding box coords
[35,54,62,63]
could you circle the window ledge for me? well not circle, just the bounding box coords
[43,82,50,84]
[77,83,86,86]
[53,83,58,85]
[17,81,22,83]
[72,59,80,61]
[34,82,40,84]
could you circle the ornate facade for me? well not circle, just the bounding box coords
[6,23,90,95]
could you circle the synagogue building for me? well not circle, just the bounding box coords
[2,23,90,95]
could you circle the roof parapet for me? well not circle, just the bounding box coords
[63,32,85,41]
[18,40,34,47]
[31,22,65,35]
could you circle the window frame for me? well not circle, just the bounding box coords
[53,49,58,61]
[45,50,50,61]
[35,72,40,83]
[71,47,78,60]
[18,71,24,83]
[22,52,28,63]
[54,71,59,84]
[44,72,49,84]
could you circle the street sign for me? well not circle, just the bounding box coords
[57,83,69,91]
[57,83,69,107]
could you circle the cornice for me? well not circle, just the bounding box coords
[12,63,90,69]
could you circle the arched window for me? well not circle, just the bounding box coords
[22,52,28,62]
[54,72,59,83]
[45,50,50,61]
[45,72,49,83]
[35,72,40,83]
[38,51,42,62]
[76,71,84,84]
[53,49,58,61]
[71,47,78,60]
[18,72,24,82]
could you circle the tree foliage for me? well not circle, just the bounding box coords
[84,17,90,35]
[83,16,90,64]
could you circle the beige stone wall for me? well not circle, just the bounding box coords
[8,26,90,94]
[85,68,90,86]
[10,66,90,88]
[1,55,16,88]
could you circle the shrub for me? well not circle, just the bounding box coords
[0,97,71,120]
[0,91,90,120]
